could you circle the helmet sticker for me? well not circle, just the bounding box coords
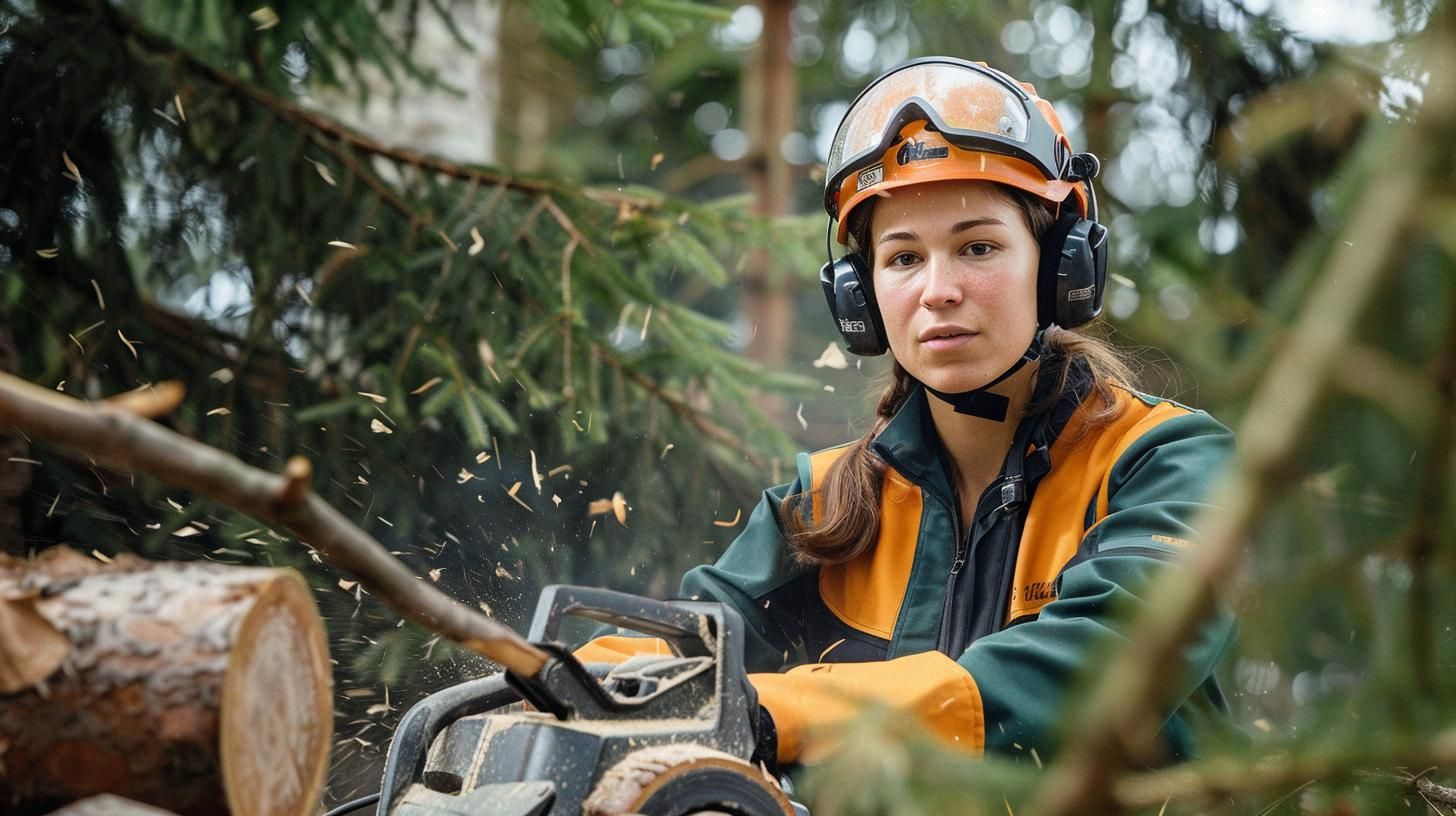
[896,139,949,165]
[856,163,884,191]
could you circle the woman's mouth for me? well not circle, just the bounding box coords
[920,327,978,350]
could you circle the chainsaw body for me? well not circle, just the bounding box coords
[377,585,797,816]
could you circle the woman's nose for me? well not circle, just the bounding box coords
[919,256,962,308]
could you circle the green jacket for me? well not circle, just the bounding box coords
[678,372,1237,763]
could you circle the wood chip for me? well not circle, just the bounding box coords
[506,482,533,512]
[206,407,231,416]
[456,469,475,484]
[477,339,500,382]
[428,568,443,582]
[172,525,202,538]
[712,509,742,528]
[90,278,105,309]
[36,248,59,259]
[117,330,140,360]
[358,391,387,404]
[650,152,665,170]
[369,418,392,434]
[437,230,457,252]
[796,402,807,430]
[468,226,485,256]
[338,579,357,591]
[90,549,113,564]
[173,93,186,123]
[612,491,628,526]
[410,376,442,395]
[812,342,848,369]
[311,158,337,186]
[61,151,83,184]
[211,368,235,383]
[0,597,71,693]
[327,240,356,250]
[475,452,491,464]
[249,6,280,29]
[529,450,543,493]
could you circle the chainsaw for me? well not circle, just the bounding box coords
[353,584,805,816]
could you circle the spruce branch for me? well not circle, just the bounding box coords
[592,345,766,469]
[101,0,667,215]
[0,371,549,678]
[1032,23,1456,815]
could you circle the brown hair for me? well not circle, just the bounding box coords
[783,185,1134,566]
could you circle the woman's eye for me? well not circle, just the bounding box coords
[965,242,996,257]
[889,251,919,267]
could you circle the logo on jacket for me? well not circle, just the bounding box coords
[896,139,949,165]
[1067,285,1095,302]
[856,164,884,191]
[838,318,868,334]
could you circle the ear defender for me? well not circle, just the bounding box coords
[820,252,888,356]
[1035,210,1108,330]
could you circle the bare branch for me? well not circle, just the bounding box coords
[1111,732,1456,810]
[0,372,548,678]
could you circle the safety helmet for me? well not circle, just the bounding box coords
[823,57,1097,246]
[818,56,1108,365]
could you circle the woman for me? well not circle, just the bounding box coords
[580,57,1235,768]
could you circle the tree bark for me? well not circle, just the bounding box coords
[0,547,332,816]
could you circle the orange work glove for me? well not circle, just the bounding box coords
[749,650,985,765]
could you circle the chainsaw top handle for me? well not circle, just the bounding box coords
[527,584,714,655]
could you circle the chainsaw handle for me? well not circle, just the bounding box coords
[527,584,712,657]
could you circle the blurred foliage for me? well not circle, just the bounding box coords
[4,0,1456,812]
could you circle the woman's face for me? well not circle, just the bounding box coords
[870,180,1040,394]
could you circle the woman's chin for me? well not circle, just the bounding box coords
[917,371,997,394]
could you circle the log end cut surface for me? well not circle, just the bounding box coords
[220,572,333,816]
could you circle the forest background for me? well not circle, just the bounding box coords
[2,0,1454,813]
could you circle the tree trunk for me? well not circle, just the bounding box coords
[0,547,332,816]
[741,0,797,380]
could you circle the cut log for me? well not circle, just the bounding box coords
[0,547,332,816]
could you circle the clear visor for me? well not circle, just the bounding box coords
[827,62,1033,181]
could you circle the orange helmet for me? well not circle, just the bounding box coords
[824,58,1097,246]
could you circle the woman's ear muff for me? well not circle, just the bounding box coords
[820,252,889,356]
[1036,212,1109,329]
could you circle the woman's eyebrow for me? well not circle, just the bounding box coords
[877,217,1005,245]
[951,217,1005,233]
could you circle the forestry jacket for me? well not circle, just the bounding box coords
[579,367,1237,765]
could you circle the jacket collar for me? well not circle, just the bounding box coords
[868,359,1095,499]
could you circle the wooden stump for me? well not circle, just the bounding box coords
[0,547,332,816]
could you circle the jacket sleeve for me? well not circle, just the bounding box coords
[750,410,1236,765]
[959,409,1237,759]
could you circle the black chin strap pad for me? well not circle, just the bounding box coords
[922,336,1042,422]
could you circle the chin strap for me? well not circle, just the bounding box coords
[922,334,1043,422]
